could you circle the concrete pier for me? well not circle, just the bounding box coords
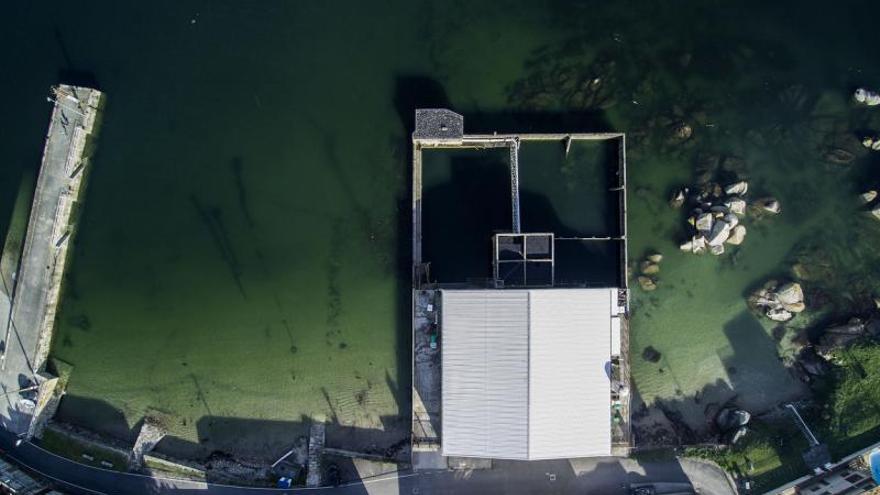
[0,85,103,437]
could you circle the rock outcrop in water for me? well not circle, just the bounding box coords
[675,179,757,256]
[749,280,806,322]
[854,87,880,106]
[815,317,880,355]
[636,253,663,291]
[860,189,880,221]
[714,407,751,445]
[862,136,880,151]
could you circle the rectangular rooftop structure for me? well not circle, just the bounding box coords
[441,288,614,460]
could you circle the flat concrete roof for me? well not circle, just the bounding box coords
[440,288,614,460]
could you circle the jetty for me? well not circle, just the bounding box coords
[0,85,103,438]
[411,109,630,469]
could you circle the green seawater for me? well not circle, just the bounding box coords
[2,0,880,465]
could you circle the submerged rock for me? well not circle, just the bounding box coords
[638,276,657,291]
[647,253,664,263]
[671,122,693,142]
[755,197,781,214]
[824,148,855,165]
[640,261,660,275]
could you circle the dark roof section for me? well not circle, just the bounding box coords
[414,109,464,141]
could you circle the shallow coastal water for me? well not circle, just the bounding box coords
[2,0,880,468]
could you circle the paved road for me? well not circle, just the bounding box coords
[0,430,735,495]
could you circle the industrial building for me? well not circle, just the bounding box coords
[410,109,629,468]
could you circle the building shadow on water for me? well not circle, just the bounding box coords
[396,75,623,287]
[393,74,614,135]
[631,310,808,458]
[48,395,405,491]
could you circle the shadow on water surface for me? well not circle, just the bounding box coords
[398,75,622,286]
[49,394,405,490]
[632,310,808,448]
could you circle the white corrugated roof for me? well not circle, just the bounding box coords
[441,288,613,460]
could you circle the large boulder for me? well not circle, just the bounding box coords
[855,87,880,106]
[647,253,664,263]
[776,282,804,305]
[691,236,707,254]
[860,190,878,204]
[871,204,880,221]
[669,188,688,208]
[725,197,747,216]
[817,318,867,354]
[726,225,747,245]
[797,347,830,378]
[695,212,714,233]
[707,220,732,246]
[755,197,781,214]
[724,181,748,195]
[715,407,751,445]
[782,301,806,313]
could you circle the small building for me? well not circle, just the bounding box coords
[410,109,629,467]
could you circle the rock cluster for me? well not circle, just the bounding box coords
[714,407,751,445]
[854,87,880,106]
[636,252,663,291]
[749,281,806,322]
[673,180,777,256]
[816,317,880,355]
[861,189,880,221]
[862,136,880,151]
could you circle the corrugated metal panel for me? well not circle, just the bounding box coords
[441,288,612,460]
[528,289,612,459]
[441,290,529,459]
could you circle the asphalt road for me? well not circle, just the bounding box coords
[0,429,735,495]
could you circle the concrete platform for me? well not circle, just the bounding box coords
[411,289,441,469]
[0,85,102,436]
